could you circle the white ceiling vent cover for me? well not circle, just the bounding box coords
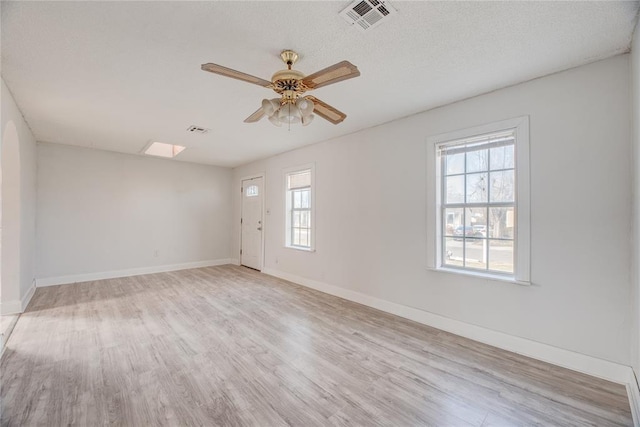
[340,0,397,32]
[186,125,210,134]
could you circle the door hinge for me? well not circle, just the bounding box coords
[241,187,243,193]
[240,249,242,255]
[240,218,243,224]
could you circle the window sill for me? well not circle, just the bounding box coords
[427,266,531,286]
[285,245,315,253]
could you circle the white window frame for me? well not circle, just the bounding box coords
[426,116,530,285]
[284,163,315,252]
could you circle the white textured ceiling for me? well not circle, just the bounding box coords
[2,1,639,167]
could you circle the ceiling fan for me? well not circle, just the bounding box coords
[201,50,360,127]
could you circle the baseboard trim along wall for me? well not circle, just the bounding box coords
[262,267,640,418]
[35,259,235,287]
[0,282,36,315]
[0,300,21,316]
[21,282,36,311]
[627,370,640,426]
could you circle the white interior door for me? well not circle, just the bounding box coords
[241,177,264,270]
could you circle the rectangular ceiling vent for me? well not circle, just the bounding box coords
[186,125,210,134]
[340,0,396,32]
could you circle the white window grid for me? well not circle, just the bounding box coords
[290,187,311,248]
[245,185,259,197]
[439,134,515,275]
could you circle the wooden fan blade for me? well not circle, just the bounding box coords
[201,63,272,88]
[305,96,346,124]
[244,107,265,123]
[302,61,360,90]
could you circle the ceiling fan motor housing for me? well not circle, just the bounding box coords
[271,69,307,100]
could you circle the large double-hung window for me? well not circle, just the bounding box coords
[427,117,530,284]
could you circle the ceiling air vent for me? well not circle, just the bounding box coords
[340,0,396,32]
[186,125,210,134]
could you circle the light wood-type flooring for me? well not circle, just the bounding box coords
[0,265,633,426]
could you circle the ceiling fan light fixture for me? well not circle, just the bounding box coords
[278,103,301,123]
[261,98,274,116]
[268,115,282,127]
[302,114,315,127]
[262,98,281,116]
[261,96,314,127]
[297,97,314,117]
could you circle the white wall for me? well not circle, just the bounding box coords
[631,22,640,374]
[36,143,232,281]
[1,79,37,314]
[233,55,632,366]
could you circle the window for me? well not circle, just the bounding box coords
[427,117,530,283]
[285,165,314,250]
[245,185,259,197]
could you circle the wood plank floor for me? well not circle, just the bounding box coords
[1,265,632,426]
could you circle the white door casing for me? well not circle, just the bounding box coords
[241,176,264,270]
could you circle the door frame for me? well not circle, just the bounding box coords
[239,172,266,271]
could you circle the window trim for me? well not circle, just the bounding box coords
[426,116,530,284]
[284,163,316,252]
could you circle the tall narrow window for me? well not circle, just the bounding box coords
[285,166,314,250]
[427,117,530,283]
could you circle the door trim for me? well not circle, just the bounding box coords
[240,172,266,271]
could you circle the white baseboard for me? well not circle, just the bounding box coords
[263,268,634,387]
[229,258,240,266]
[21,282,36,311]
[0,281,36,315]
[0,299,22,315]
[36,258,235,287]
[627,370,640,426]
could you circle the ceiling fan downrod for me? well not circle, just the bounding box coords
[280,50,298,70]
